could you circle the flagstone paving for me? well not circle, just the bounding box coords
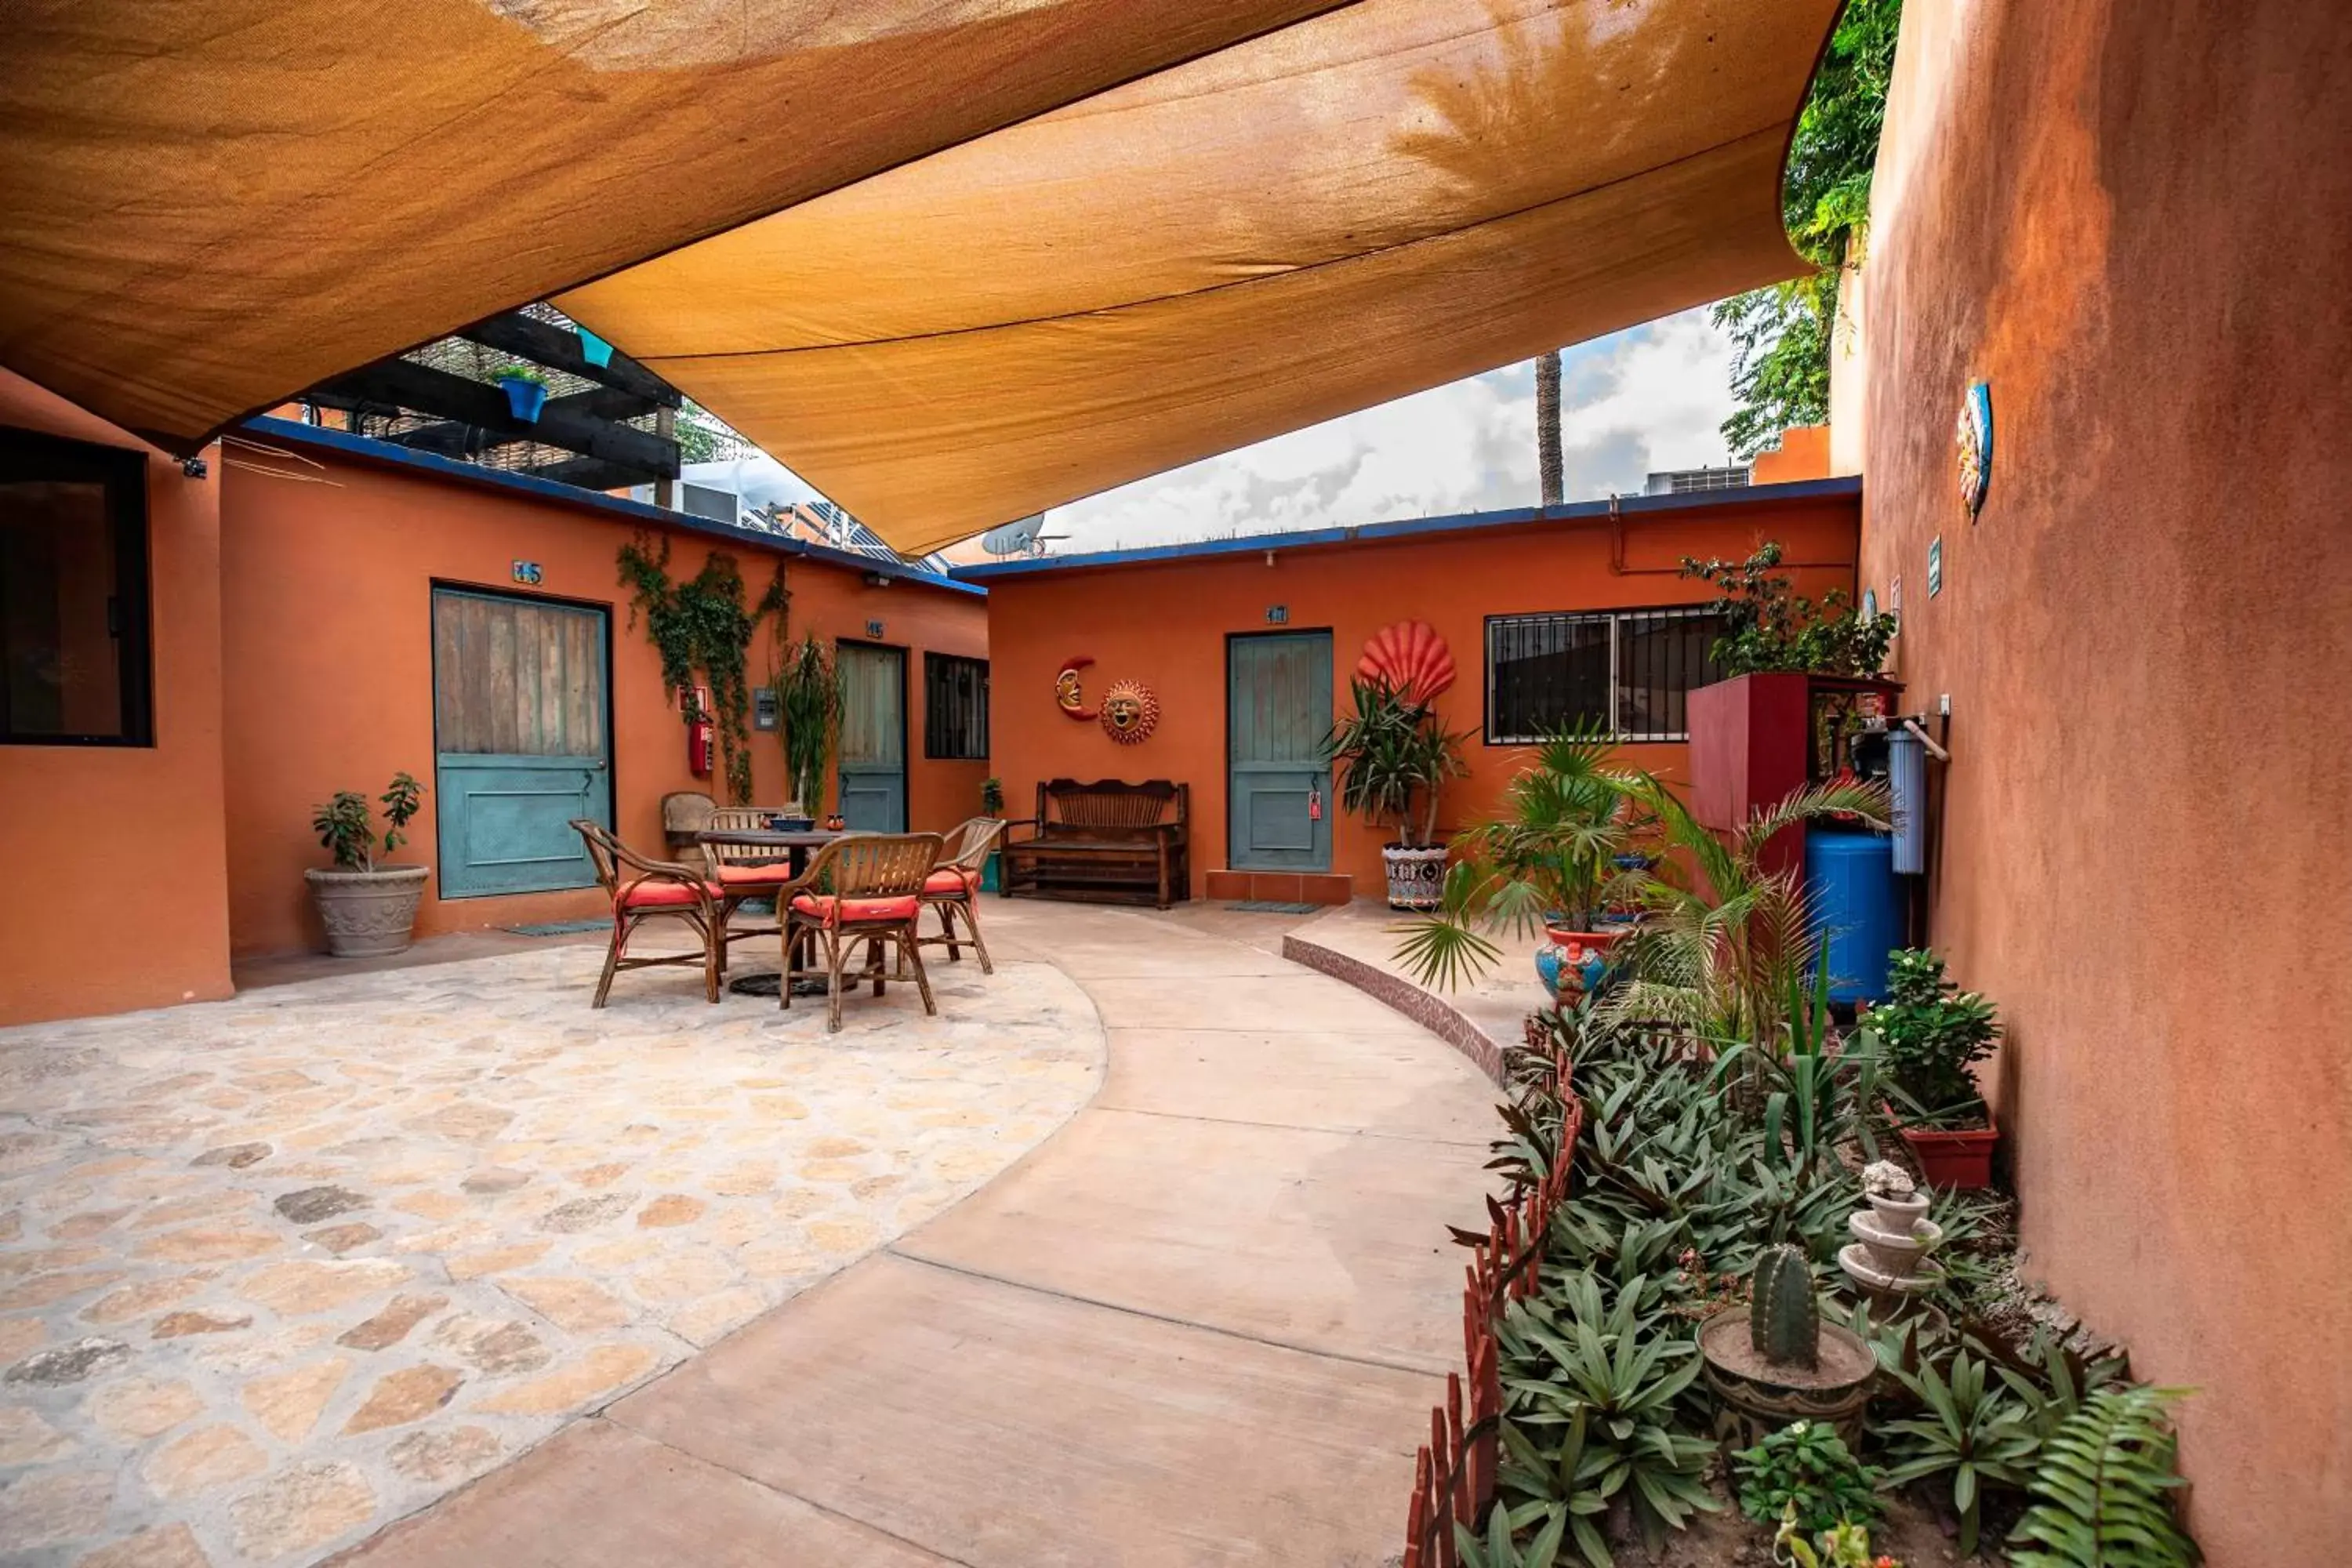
[0,946,1103,1566]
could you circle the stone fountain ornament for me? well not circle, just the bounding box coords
[1841,1161,1946,1313]
[1698,1243,1878,1445]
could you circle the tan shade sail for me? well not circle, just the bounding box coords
[0,0,1339,448]
[562,0,1839,554]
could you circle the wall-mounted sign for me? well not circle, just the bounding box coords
[1927,536,1944,597]
[1266,604,1288,625]
[864,619,885,638]
[1889,575,1904,614]
[1956,379,1994,518]
[752,687,779,731]
[510,560,543,586]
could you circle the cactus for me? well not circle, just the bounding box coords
[1750,1243,1820,1370]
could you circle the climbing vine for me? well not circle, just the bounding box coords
[616,534,788,804]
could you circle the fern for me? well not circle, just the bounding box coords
[2009,1385,2200,1567]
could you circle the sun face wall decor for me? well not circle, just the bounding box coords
[1099,679,1160,744]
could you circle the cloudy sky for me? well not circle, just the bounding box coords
[1040,304,1742,553]
[687,303,1742,555]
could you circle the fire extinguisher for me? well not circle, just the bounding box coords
[687,716,714,778]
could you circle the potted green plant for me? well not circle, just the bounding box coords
[1392,720,1645,992]
[1325,677,1468,910]
[775,633,843,819]
[979,777,1007,892]
[1861,946,2002,1188]
[306,773,428,956]
[492,364,549,423]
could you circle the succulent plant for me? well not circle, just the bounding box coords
[1751,1243,1820,1370]
[1862,1160,1915,1200]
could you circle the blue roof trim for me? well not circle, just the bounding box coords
[949,476,1863,581]
[239,416,985,597]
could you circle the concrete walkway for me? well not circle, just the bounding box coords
[345,900,1503,1567]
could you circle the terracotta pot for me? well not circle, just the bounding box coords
[1543,924,1628,999]
[1898,1116,1998,1189]
[305,865,429,957]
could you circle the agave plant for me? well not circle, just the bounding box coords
[1598,774,1892,1050]
[1395,721,1650,989]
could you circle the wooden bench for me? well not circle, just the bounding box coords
[998,779,1190,909]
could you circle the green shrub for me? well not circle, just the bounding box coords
[2009,1385,2200,1567]
[1734,1421,1885,1533]
[1862,948,2000,1122]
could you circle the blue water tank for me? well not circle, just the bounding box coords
[1805,827,1903,1005]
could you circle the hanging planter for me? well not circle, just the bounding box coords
[495,365,549,424]
[576,328,615,368]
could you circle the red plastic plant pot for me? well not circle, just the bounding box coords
[1898,1120,1998,1189]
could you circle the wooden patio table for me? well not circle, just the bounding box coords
[695,828,845,998]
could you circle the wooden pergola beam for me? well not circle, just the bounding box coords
[455,312,680,408]
[309,358,681,478]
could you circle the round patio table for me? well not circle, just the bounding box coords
[695,827,846,998]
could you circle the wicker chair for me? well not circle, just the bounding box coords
[917,816,1006,975]
[571,818,724,1007]
[779,833,944,1032]
[702,805,798,952]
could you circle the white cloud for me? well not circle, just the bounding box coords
[1043,304,1743,552]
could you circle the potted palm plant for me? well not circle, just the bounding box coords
[1393,721,1644,993]
[1861,947,2002,1187]
[775,633,843,822]
[1326,677,1467,910]
[306,773,429,956]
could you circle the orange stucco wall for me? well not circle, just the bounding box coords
[983,492,1858,898]
[219,441,989,957]
[0,369,233,1025]
[1748,425,1829,485]
[1854,0,2351,1555]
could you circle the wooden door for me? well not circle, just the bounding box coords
[430,587,611,896]
[1228,630,1332,871]
[836,642,906,832]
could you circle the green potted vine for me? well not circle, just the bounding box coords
[1325,677,1468,910]
[307,773,429,956]
[1394,721,1646,994]
[1862,946,2002,1188]
[979,777,1007,892]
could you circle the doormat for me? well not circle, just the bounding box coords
[1228,900,1318,914]
[501,919,609,937]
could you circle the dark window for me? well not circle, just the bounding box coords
[1485,608,1723,742]
[924,652,989,760]
[1,427,151,745]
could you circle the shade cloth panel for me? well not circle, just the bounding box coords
[0,0,1340,448]
[561,0,1839,554]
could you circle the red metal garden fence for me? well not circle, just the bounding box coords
[1399,1035,1581,1568]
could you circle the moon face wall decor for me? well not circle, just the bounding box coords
[1054,655,1098,720]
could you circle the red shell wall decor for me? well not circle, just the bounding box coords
[1356,620,1456,702]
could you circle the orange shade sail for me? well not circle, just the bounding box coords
[561,0,1841,553]
[0,0,1340,448]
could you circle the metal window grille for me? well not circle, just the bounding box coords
[1484,608,1723,742]
[923,652,989,760]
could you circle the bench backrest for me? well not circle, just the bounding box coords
[1037,779,1186,836]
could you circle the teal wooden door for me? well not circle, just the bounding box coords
[431,587,611,897]
[1229,630,1333,871]
[837,643,906,831]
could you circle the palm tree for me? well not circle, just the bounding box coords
[1536,350,1563,506]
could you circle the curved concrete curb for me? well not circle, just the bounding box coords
[1281,928,1512,1086]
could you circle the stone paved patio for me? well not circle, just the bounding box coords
[0,945,1103,1566]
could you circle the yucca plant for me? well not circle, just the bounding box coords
[2008,1385,2200,1566]
[1879,1348,2042,1555]
[1324,676,1468,849]
[1395,721,1648,989]
[1708,950,1886,1176]
[774,633,842,811]
[1598,774,1892,1051]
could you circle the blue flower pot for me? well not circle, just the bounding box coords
[576,328,615,368]
[499,376,548,423]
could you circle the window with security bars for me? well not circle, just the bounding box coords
[1485,608,1725,742]
[923,652,989,760]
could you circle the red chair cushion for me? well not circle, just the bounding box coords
[923,868,982,896]
[789,893,920,927]
[717,862,794,886]
[619,879,719,910]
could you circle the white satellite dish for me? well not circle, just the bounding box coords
[980,514,1062,557]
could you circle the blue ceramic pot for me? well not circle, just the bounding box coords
[499,376,548,423]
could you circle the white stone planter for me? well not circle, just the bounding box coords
[305,865,430,957]
[1382,844,1448,910]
